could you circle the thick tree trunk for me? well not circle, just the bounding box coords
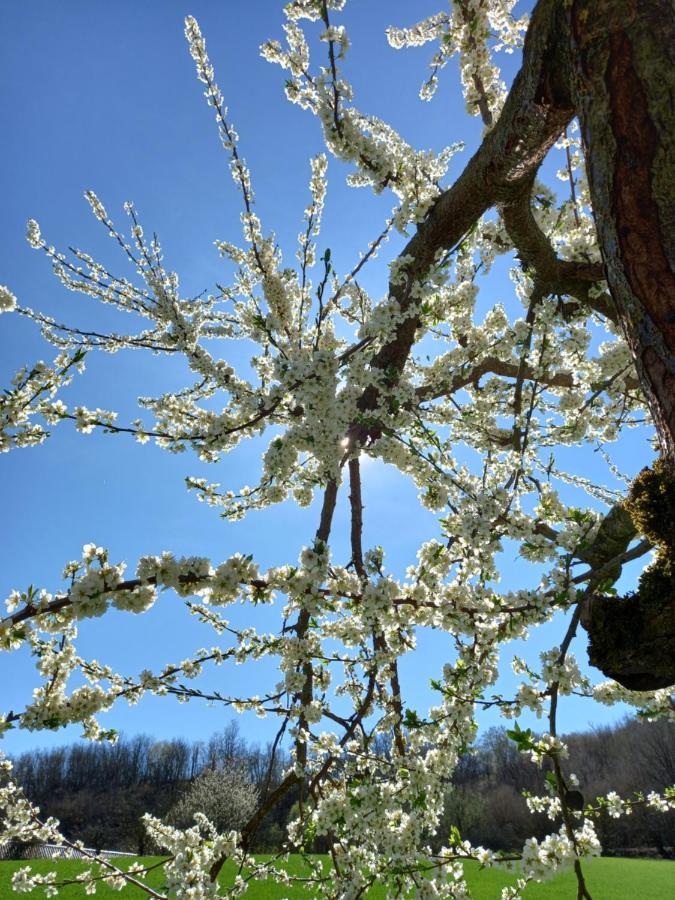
[567,0,675,459]
[564,1,675,689]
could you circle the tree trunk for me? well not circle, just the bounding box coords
[567,0,675,459]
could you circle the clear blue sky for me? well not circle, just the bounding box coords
[0,1,648,755]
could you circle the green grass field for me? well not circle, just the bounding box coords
[0,855,672,898]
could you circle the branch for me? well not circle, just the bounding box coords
[415,355,575,404]
[350,0,574,440]
[499,174,617,322]
[0,573,267,631]
[547,605,594,900]
[349,457,406,756]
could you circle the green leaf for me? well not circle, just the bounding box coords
[404,708,422,729]
[506,722,535,752]
[449,825,462,847]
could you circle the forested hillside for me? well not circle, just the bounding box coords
[8,718,673,857]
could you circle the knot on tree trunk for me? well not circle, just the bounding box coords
[584,580,675,691]
[583,459,675,690]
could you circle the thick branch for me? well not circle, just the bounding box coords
[499,176,617,321]
[415,355,639,407]
[349,0,573,443]
[415,355,575,404]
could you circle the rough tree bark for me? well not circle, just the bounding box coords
[566,0,675,459]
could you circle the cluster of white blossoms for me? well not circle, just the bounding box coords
[591,681,675,721]
[0,350,87,453]
[0,285,17,314]
[141,815,244,898]
[521,819,601,882]
[387,1,527,113]
[525,792,562,820]
[586,787,675,820]
[605,791,629,819]
[1,1,673,897]
[261,14,462,229]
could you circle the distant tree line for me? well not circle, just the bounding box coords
[437,717,675,858]
[7,717,674,857]
[9,723,293,854]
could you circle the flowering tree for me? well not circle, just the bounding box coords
[167,764,259,836]
[1,1,674,897]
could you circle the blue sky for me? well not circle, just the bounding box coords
[0,1,648,755]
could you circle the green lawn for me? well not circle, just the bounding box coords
[0,855,673,898]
